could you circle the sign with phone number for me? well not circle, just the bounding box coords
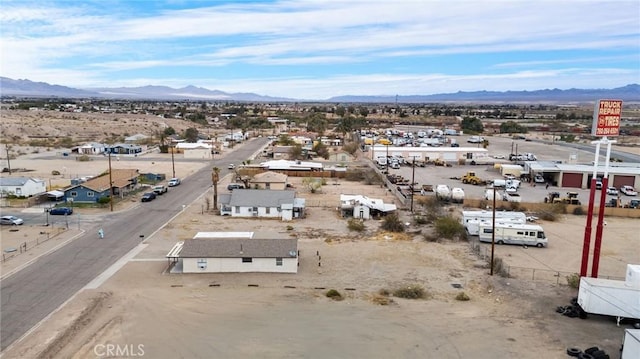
[592,99,622,137]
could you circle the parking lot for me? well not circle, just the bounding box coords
[385,134,639,206]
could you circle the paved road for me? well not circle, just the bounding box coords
[0,138,269,351]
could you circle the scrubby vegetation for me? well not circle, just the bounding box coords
[347,218,366,232]
[434,216,466,240]
[455,292,470,301]
[380,213,405,232]
[393,285,427,299]
[326,289,343,301]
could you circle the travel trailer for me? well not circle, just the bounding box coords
[478,223,548,247]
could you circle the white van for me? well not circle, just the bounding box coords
[478,223,548,248]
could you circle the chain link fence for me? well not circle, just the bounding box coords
[1,227,67,263]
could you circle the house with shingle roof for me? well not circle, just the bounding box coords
[166,233,298,273]
[63,169,139,203]
[0,177,46,197]
[249,171,288,190]
[219,189,305,220]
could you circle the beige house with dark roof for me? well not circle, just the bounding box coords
[249,171,288,190]
[167,233,298,273]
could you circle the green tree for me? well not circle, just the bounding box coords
[184,127,199,142]
[312,141,330,159]
[461,117,484,133]
[277,134,296,146]
[164,127,176,136]
[289,144,304,160]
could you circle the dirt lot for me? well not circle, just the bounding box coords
[3,173,637,359]
[1,111,638,358]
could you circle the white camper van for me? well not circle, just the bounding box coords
[478,223,548,248]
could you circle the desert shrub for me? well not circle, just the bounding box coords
[51,170,61,175]
[347,218,365,232]
[538,210,557,221]
[455,292,470,301]
[372,295,393,305]
[413,215,429,225]
[509,202,521,211]
[344,169,366,181]
[97,196,110,204]
[393,285,426,299]
[492,257,509,277]
[423,233,439,242]
[286,225,294,231]
[77,155,90,162]
[434,216,466,240]
[478,199,488,209]
[380,213,404,232]
[326,289,343,301]
[415,196,443,223]
[572,206,585,215]
[378,288,390,296]
[566,273,580,288]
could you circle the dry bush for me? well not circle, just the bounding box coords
[326,289,343,301]
[434,216,466,240]
[393,285,427,299]
[455,292,470,301]
[381,213,405,232]
[347,218,366,232]
[566,273,580,288]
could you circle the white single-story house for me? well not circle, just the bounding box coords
[250,171,288,190]
[340,194,397,219]
[78,142,106,155]
[0,177,46,197]
[219,189,305,220]
[166,234,298,273]
[175,142,213,159]
[260,159,324,171]
[328,151,356,163]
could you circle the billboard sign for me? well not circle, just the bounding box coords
[592,99,622,137]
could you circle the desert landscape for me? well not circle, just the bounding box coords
[1,109,638,359]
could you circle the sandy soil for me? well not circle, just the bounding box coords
[1,111,638,358]
[3,174,636,359]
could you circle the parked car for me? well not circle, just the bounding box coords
[49,207,73,215]
[141,192,157,202]
[620,185,638,196]
[625,199,640,209]
[153,185,168,195]
[595,179,603,189]
[228,164,236,169]
[1,215,24,225]
[227,183,245,191]
[606,186,619,196]
[503,192,522,203]
[168,178,181,187]
[534,174,545,183]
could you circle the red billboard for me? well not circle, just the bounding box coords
[592,99,622,137]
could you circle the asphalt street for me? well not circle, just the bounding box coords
[0,138,269,351]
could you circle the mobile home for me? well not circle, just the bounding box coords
[478,223,548,248]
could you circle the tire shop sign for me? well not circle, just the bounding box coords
[592,99,622,137]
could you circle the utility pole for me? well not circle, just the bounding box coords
[490,187,496,276]
[108,150,114,212]
[170,143,176,178]
[5,145,11,174]
[410,156,416,212]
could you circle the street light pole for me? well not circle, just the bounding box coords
[170,144,176,178]
[108,150,114,212]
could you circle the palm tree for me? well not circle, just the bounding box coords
[212,167,220,212]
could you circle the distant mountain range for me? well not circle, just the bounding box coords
[1,77,638,103]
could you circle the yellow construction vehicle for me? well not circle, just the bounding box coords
[544,191,581,205]
[461,171,486,185]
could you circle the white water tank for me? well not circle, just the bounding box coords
[626,264,640,288]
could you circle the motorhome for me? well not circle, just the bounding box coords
[465,217,526,236]
[461,210,526,226]
[478,223,548,248]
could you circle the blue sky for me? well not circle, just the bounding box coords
[1,0,639,99]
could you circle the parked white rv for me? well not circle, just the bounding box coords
[461,210,526,228]
[478,223,548,247]
[484,189,503,201]
[435,184,452,201]
[622,329,640,359]
[490,179,521,190]
[465,217,526,236]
